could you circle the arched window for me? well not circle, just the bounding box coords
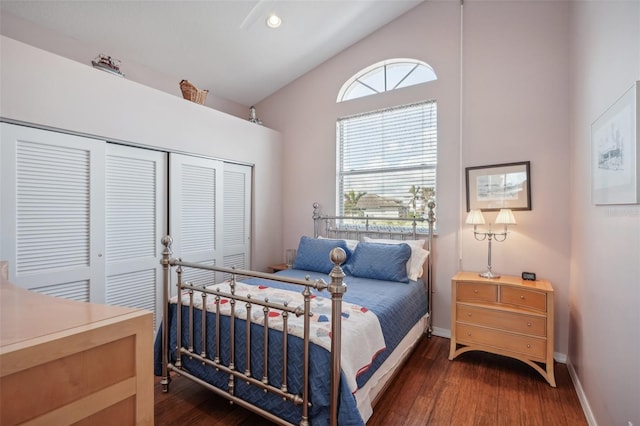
[337,58,437,102]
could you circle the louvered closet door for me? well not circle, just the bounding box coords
[105,144,167,326]
[223,163,252,272]
[169,153,224,287]
[0,123,105,301]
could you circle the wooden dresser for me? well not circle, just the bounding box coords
[449,271,555,387]
[0,272,154,424]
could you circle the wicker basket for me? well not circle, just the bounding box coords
[179,80,209,105]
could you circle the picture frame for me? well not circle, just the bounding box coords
[465,161,531,212]
[591,81,639,205]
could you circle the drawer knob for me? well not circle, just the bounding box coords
[527,322,532,327]
[467,313,472,317]
[520,295,525,300]
[467,332,471,336]
[474,289,479,294]
[527,344,531,348]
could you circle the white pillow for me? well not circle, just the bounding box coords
[318,236,359,252]
[363,237,429,281]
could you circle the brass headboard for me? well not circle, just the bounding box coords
[312,201,436,336]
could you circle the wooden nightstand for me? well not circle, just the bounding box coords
[449,271,556,387]
[269,263,289,273]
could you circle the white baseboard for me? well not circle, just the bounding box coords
[430,326,450,338]
[567,358,597,426]
[554,351,567,364]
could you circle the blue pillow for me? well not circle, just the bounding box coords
[292,236,350,274]
[345,242,411,283]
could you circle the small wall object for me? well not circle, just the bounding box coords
[249,106,263,125]
[179,80,209,105]
[91,54,125,77]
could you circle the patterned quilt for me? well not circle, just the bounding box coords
[155,270,428,425]
[171,280,386,393]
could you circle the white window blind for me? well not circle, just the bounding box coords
[337,100,437,221]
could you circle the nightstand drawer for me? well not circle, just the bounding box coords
[456,282,498,302]
[456,323,546,360]
[456,304,546,337]
[501,287,546,311]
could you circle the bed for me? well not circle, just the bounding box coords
[155,201,436,425]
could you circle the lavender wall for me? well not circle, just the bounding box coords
[258,2,462,340]
[258,1,573,359]
[568,2,640,425]
[461,1,572,356]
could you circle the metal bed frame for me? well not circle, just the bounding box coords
[159,201,436,426]
[313,200,436,336]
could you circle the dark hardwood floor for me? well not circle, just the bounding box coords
[154,336,587,425]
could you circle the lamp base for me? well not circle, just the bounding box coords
[479,270,500,279]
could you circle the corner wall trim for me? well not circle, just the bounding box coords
[567,358,597,426]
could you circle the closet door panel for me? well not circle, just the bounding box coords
[223,163,252,272]
[0,123,105,301]
[105,144,167,326]
[169,153,224,286]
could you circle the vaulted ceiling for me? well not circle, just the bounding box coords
[0,0,423,106]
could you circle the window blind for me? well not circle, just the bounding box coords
[337,100,437,220]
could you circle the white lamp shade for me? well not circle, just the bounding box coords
[465,210,486,225]
[495,208,516,225]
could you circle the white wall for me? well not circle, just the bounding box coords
[568,2,640,425]
[257,1,573,357]
[0,36,284,273]
[0,12,250,120]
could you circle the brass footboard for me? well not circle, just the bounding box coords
[160,236,347,426]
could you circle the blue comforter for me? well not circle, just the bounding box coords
[154,269,428,425]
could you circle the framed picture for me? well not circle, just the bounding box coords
[465,161,531,212]
[591,81,639,205]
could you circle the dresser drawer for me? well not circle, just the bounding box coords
[456,323,546,360]
[501,286,546,311]
[456,282,498,302]
[456,304,546,337]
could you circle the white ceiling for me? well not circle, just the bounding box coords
[0,0,423,106]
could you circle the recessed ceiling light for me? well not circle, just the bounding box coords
[266,13,282,29]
